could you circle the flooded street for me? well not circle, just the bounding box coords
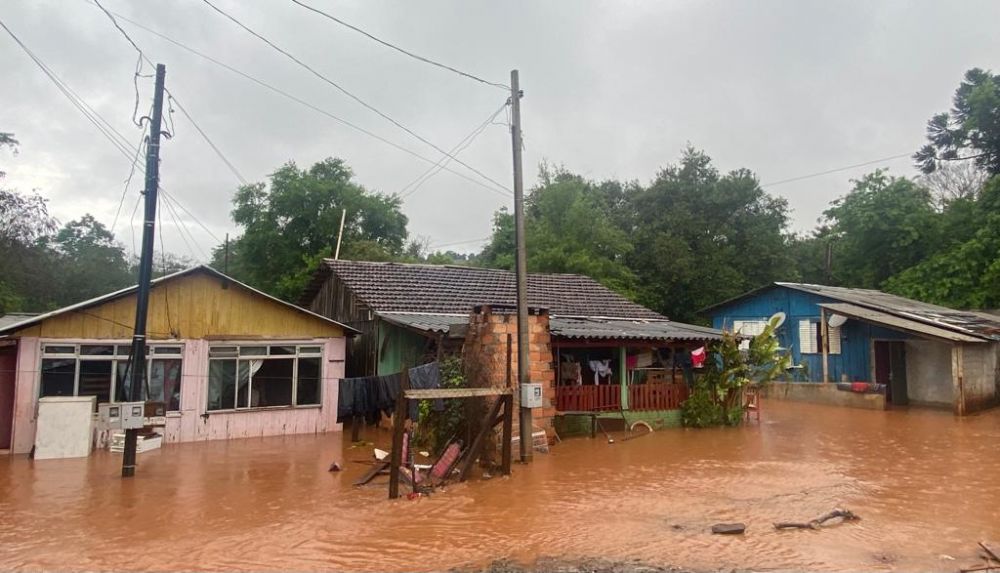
[2,400,999,572]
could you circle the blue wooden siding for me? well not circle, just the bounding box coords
[709,285,910,383]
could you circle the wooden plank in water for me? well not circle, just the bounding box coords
[353,461,389,486]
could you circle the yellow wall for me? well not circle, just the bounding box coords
[14,271,344,340]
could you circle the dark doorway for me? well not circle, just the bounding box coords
[0,344,16,450]
[874,341,908,406]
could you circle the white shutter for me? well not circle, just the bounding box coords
[733,320,767,350]
[799,320,817,354]
[828,324,842,355]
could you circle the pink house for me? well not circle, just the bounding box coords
[0,266,356,455]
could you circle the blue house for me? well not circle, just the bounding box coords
[703,283,1000,415]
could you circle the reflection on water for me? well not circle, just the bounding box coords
[1,401,999,572]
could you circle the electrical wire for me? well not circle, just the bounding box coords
[287,0,508,90]
[199,0,512,194]
[89,0,250,189]
[761,152,914,188]
[428,236,491,250]
[159,193,203,261]
[165,89,248,185]
[106,10,512,197]
[399,100,509,199]
[110,132,148,234]
[159,189,223,245]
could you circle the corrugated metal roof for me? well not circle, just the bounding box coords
[0,313,39,330]
[819,303,986,343]
[785,283,1000,341]
[550,317,725,342]
[376,312,726,342]
[378,312,465,333]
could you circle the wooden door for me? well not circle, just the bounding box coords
[0,346,16,450]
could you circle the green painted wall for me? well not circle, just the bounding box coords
[554,409,683,438]
[377,322,428,375]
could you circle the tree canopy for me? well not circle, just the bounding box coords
[915,68,1000,176]
[216,157,410,301]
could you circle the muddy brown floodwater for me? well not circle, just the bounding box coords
[1,400,999,572]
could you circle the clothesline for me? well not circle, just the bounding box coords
[336,362,443,424]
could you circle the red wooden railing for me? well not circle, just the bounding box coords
[555,384,621,412]
[628,383,689,411]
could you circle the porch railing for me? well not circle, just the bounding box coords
[555,384,621,412]
[628,383,689,411]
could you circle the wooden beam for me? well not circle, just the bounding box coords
[404,387,512,400]
[388,368,410,500]
[500,394,513,475]
[459,396,505,482]
[821,307,829,383]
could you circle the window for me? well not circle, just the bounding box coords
[732,320,768,351]
[207,344,323,411]
[798,320,841,355]
[39,343,183,411]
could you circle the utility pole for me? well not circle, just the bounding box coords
[334,208,347,260]
[122,63,166,478]
[510,69,532,463]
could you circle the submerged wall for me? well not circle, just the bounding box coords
[959,342,999,414]
[905,339,954,407]
[762,382,885,410]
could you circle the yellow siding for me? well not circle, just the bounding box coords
[14,272,344,340]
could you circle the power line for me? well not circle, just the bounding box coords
[287,0,508,90]
[89,0,249,188]
[110,131,147,234]
[399,100,509,199]
[761,152,914,188]
[429,236,491,250]
[199,0,512,194]
[165,89,248,185]
[107,9,512,197]
[159,189,223,245]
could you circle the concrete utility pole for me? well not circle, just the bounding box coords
[122,63,166,478]
[510,69,532,463]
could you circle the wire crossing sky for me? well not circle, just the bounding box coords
[2,0,999,259]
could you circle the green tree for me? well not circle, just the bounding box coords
[217,158,409,300]
[478,167,638,296]
[884,175,1000,308]
[822,170,939,289]
[53,214,132,303]
[629,148,792,322]
[915,68,1000,176]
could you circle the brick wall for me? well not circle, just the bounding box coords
[464,304,556,434]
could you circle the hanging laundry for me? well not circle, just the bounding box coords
[588,359,613,385]
[337,362,445,424]
[691,347,707,368]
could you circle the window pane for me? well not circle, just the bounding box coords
[78,361,113,408]
[297,357,321,405]
[116,345,133,356]
[40,359,75,397]
[153,347,182,355]
[80,345,114,356]
[252,359,293,407]
[298,346,322,355]
[239,346,267,356]
[115,362,131,403]
[236,360,259,409]
[43,345,75,355]
[208,360,237,411]
[150,359,182,411]
[209,346,237,358]
[269,346,295,356]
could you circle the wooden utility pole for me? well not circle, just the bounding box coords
[122,63,166,478]
[510,69,532,463]
[334,208,346,260]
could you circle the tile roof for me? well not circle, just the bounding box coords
[313,260,667,320]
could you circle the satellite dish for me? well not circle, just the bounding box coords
[768,312,786,329]
[828,313,848,328]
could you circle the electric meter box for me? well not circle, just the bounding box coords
[97,402,124,430]
[143,401,167,427]
[520,383,544,408]
[120,402,147,430]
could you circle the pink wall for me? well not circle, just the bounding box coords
[8,337,346,455]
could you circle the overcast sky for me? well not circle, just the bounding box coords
[2,0,998,260]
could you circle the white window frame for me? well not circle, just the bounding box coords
[733,320,768,351]
[798,320,842,355]
[206,343,323,412]
[38,341,184,410]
